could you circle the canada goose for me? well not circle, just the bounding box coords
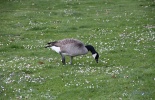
[45,38,99,64]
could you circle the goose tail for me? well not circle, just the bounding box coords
[45,41,57,48]
[45,45,50,48]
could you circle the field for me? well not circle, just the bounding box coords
[0,0,155,99]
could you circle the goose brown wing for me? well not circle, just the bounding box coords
[61,42,88,56]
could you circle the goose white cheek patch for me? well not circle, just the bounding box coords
[51,46,61,53]
[92,53,97,59]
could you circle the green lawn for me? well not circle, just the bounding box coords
[0,0,155,99]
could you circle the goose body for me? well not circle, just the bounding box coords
[45,38,99,64]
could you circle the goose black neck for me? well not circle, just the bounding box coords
[85,45,97,54]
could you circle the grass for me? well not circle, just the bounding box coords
[0,0,155,99]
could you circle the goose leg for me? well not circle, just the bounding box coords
[70,56,73,65]
[60,53,65,64]
[62,57,65,65]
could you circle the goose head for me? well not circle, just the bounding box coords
[85,45,99,63]
[92,52,99,63]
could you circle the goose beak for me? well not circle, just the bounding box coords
[95,59,98,63]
